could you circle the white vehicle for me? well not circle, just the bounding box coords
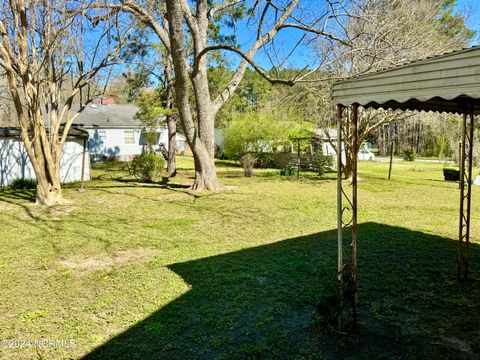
[358,149,375,161]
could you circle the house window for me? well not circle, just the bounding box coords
[124,130,135,144]
[98,130,106,142]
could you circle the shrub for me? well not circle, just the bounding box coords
[325,155,334,171]
[403,148,416,161]
[130,154,165,182]
[315,146,334,176]
[223,112,313,161]
[279,167,295,176]
[443,166,460,181]
[10,178,37,190]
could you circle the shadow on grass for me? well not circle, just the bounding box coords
[116,178,191,189]
[0,188,36,202]
[86,180,203,202]
[83,223,480,359]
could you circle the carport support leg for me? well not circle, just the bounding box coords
[336,104,344,331]
[458,109,474,281]
[351,104,359,328]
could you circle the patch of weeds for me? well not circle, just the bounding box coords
[263,171,279,177]
[21,309,49,322]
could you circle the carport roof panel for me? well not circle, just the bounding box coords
[331,46,480,113]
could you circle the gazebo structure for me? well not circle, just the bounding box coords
[331,46,480,327]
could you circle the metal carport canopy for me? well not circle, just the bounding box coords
[330,46,480,330]
[331,46,480,115]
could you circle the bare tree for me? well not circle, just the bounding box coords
[0,1,126,205]
[319,0,473,178]
[0,74,15,125]
[94,0,353,191]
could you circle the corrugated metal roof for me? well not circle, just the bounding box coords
[0,126,88,139]
[331,46,480,115]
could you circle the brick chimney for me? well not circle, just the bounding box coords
[101,96,115,105]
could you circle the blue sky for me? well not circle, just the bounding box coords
[458,0,480,44]
[119,1,480,81]
[226,0,480,71]
[227,0,331,70]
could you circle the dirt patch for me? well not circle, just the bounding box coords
[0,201,17,211]
[57,248,159,273]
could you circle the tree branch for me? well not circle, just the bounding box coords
[82,1,171,53]
[278,23,352,47]
[196,45,295,86]
[212,0,300,113]
[208,0,245,19]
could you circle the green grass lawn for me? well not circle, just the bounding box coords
[0,157,479,359]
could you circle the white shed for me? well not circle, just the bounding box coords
[314,128,346,166]
[0,127,90,187]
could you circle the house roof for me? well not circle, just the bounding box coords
[331,46,480,115]
[0,126,89,139]
[72,104,145,129]
[314,128,337,140]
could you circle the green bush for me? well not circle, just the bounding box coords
[443,166,459,171]
[316,150,334,176]
[130,154,165,182]
[279,167,295,176]
[403,148,416,161]
[9,178,37,190]
[443,166,460,181]
[223,112,313,162]
[325,155,334,170]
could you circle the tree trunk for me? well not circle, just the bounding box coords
[12,97,67,206]
[35,171,62,206]
[191,145,218,190]
[165,60,176,177]
[31,141,65,206]
[166,0,219,191]
[344,146,353,180]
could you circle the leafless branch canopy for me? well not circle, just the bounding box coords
[0,0,130,203]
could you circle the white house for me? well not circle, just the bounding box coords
[73,102,187,161]
[0,127,90,187]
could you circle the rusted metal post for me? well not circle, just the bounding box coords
[458,113,466,279]
[351,103,359,328]
[458,108,474,280]
[80,137,87,191]
[336,104,344,331]
[465,109,474,278]
[459,141,462,189]
[388,141,394,180]
[336,105,344,280]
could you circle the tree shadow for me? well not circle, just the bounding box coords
[0,188,36,202]
[81,222,479,359]
[115,178,191,189]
